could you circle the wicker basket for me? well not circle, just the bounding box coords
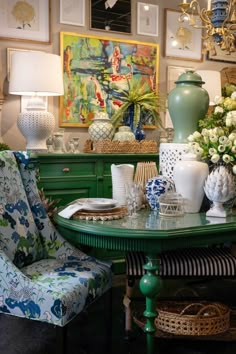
[155,301,230,336]
[83,139,158,154]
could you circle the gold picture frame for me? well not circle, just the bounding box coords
[60,32,159,128]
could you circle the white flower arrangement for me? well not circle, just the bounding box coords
[187,89,236,174]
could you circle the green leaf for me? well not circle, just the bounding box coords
[110,78,166,129]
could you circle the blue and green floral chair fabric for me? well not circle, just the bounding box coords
[0,150,112,328]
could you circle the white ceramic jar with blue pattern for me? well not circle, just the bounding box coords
[113,126,135,142]
[145,176,175,211]
[88,112,114,142]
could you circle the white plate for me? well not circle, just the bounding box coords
[75,198,119,210]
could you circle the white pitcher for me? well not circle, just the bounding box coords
[111,164,134,206]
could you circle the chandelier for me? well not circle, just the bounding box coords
[178,0,236,54]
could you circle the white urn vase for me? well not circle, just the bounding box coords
[173,153,209,213]
[113,126,135,142]
[204,165,236,217]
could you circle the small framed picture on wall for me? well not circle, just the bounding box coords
[0,0,51,44]
[137,2,159,36]
[164,8,203,62]
[60,0,85,26]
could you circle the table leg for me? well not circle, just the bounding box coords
[139,253,162,354]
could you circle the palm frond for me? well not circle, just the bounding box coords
[110,78,166,129]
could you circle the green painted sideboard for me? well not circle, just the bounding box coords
[35,152,158,273]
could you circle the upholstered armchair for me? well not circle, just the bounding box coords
[0,150,112,353]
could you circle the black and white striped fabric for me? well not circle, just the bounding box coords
[126,248,236,278]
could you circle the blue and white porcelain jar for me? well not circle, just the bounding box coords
[113,126,135,142]
[145,176,175,211]
[88,112,114,142]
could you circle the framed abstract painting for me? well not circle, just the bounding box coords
[59,32,159,127]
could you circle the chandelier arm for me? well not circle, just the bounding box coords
[222,2,231,28]
[186,0,212,29]
[178,0,236,55]
[200,8,212,25]
[178,12,190,23]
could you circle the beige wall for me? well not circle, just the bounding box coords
[0,0,234,150]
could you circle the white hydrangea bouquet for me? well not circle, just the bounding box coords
[187,84,236,174]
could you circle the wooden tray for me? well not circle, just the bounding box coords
[72,206,128,221]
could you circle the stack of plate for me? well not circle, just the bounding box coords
[58,198,119,219]
[75,198,119,211]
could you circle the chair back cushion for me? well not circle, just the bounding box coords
[13,151,78,259]
[0,151,44,268]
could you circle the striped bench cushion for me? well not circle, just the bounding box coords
[126,248,236,278]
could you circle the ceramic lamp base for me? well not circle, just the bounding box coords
[17,111,55,150]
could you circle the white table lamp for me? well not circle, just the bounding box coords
[9,52,64,150]
[195,70,222,106]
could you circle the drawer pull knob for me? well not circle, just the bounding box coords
[62,167,70,172]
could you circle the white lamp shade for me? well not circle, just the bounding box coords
[9,52,64,96]
[195,70,222,105]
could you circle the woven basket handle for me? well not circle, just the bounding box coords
[180,303,204,316]
[195,304,223,318]
[180,303,223,317]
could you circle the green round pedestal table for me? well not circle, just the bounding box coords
[54,209,236,354]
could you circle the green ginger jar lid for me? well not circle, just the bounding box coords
[175,70,205,85]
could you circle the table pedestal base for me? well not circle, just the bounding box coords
[139,253,162,354]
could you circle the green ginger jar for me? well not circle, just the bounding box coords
[168,70,209,143]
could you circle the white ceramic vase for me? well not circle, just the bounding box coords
[111,164,134,206]
[204,165,236,217]
[52,131,66,153]
[173,153,209,213]
[113,126,135,141]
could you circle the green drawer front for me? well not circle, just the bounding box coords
[39,161,96,178]
[102,176,112,198]
[40,182,97,206]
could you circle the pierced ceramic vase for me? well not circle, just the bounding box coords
[204,165,236,217]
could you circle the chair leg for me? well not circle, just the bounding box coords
[56,325,67,354]
[104,287,113,353]
[123,277,136,337]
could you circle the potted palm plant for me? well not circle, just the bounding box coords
[0,143,10,151]
[110,78,166,135]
